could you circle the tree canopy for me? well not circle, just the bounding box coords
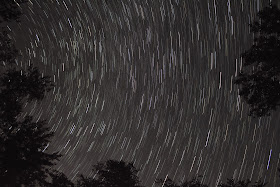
[155,175,209,187]
[218,178,267,187]
[0,65,60,186]
[234,4,280,117]
[49,169,74,187]
[76,159,143,187]
[0,0,28,23]
[0,0,64,185]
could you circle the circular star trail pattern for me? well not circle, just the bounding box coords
[10,0,280,186]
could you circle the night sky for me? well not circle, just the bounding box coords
[8,0,280,186]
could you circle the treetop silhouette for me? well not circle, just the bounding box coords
[234,4,280,117]
[218,178,267,187]
[76,159,143,187]
[0,64,54,124]
[0,64,58,186]
[155,175,209,187]
[0,0,28,23]
[49,169,74,187]
[0,29,18,67]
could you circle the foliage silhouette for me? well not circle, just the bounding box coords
[234,4,280,117]
[0,0,28,23]
[0,116,61,186]
[218,178,251,187]
[49,169,74,187]
[218,178,267,187]
[0,29,18,66]
[0,65,54,124]
[76,174,102,187]
[76,159,143,187]
[0,1,68,186]
[251,179,268,187]
[155,175,209,187]
[0,65,59,186]
[155,176,180,187]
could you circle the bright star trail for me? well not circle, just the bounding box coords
[9,0,280,186]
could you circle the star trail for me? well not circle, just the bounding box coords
[9,0,280,186]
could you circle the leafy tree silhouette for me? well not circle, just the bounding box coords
[0,116,61,186]
[0,0,28,23]
[0,29,18,67]
[76,174,102,187]
[218,178,251,187]
[251,180,268,187]
[155,176,180,187]
[0,66,61,186]
[0,0,71,186]
[0,65,54,124]
[234,4,280,117]
[155,175,209,187]
[49,169,74,187]
[76,159,143,187]
[218,178,267,187]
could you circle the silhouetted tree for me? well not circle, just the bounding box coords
[0,29,18,67]
[155,175,209,187]
[251,179,267,187]
[0,65,54,123]
[218,178,251,187]
[0,1,63,186]
[77,159,143,187]
[0,65,60,186]
[234,4,280,117]
[0,0,28,23]
[181,175,209,187]
[155,176,180,187]
[76,174,101,187]
[218,178,267,187]
[49,169,74,187]
[0,115,61,186]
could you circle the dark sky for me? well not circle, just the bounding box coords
[9,0,280,186]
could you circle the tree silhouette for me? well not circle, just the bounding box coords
[0,116,61,186]
[155,176,180,187]
[76,174,101,187]
[49,169,74,187]
[234,4,280,117]
[218,178,251,187]
[0,65,54,125]
[218,178,267,187]
[155,175,209,187]
[251,179,267,187]
[0,0,28,23]
[0,29,18,67]
[0,1,65,186]
[0,65,60,186]
[76,159,143,187]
